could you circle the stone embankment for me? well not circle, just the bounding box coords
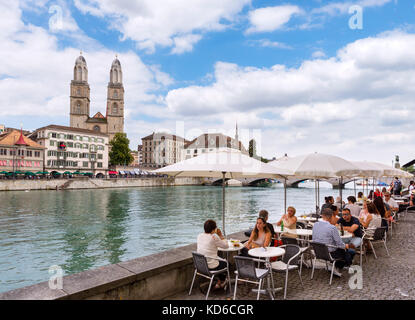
[0,177,204,192]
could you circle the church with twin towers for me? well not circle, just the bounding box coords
[69,53,124,141]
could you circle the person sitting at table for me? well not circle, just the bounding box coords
[383,192,399,219]
[345,196,361,218]
[336,208,363,249]
[321,196,334,212]
[276,206,297,238]
[357,192,366,203]
[259,209,275,240]
[241,217,272,256]
[373,196,390,231]
[374,188,383,199]
[312,208,355,275]
[358,200,369,222]
[368,190,374,200]
[359,202,382,239]
[244,209,275,240]
[334,197,345,211]
[197,219,229,290]
[329,206,339,225]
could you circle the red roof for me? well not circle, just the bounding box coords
[15,130,28,146]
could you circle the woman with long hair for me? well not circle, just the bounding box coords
[241,217,272,256]
[373,196,390,231]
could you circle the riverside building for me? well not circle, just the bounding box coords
[30,125,109,177]
[141,132,187,168]
[0,129,44,172]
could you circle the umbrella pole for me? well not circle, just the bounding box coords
[354,179,356,198]
[315,179,318,213]
[222,171,226,237]
[339,177,343,212]
[318,179,320,210]
[284,177,287,214]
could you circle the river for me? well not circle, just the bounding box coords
[0,182,358,293]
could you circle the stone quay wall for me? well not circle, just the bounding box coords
[0,177,204,192]
[0,230,248,300]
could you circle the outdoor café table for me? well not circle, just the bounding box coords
[297,216,318,223]
[218,240,243,291]
[248,247,285,300]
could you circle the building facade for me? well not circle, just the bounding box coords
[141,133,186,168]
[183,133,248,160]
[137,145,143,166]
[30,125,109,176]
[69,53,124,142]
[0,129,44,172]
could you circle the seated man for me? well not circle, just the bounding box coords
[345,196,361,218]
[383,192,399,218]
[336,208,363,249]
[312,208,355,276]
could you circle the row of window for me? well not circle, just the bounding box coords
[47,160,103,168]
[39,132,105,143]
[0,148,41,157]
[49,140,104,151]
[47,151,103,160]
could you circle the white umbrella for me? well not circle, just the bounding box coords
[153,149,292,236]
[351,161,384,197]
[270,153,361,213]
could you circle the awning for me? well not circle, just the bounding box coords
[109,171,118,175]
[119,171,125,174]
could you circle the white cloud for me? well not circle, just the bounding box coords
[312,50,326,58]
[73,0,251,54]
[246,5,303,34]
[165,30,415,163]
[313,0,392,16]
[247,39,293,49]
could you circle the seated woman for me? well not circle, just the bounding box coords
[276,206,297,238]
[373,196,390,231]
[358,200,369,222]
[197,219,229,290]
[321,196,334,212]
[357,192,366,203]
[241,217,272,256]
[359,202,382,237]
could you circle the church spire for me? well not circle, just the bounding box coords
[235,121,239,142]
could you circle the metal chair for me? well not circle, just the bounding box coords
[310,242,344,285]
[270,244,303,299]
[296,221,306,229]
[365,227,389,259]
[233,256,270,300]
[189,252,231,300]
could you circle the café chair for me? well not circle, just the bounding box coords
[364,227,389,259]
[270,244,303,299]
[233,256,270,300]
[310,242,344,285]
[189,252,231,300]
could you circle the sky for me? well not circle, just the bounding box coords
[0,0,414,166]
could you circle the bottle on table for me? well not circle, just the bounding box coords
[281,220,284,231]
[340,223,344,236]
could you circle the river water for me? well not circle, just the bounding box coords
[0,182,358,293]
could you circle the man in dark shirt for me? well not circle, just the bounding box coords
[336,208,363,249]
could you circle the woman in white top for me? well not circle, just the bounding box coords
[197,219,229,289]
[360,202,382,239]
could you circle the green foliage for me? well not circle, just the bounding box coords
[109,133,134,166]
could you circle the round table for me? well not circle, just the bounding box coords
[248,247,285,299]
[297,217,318,222]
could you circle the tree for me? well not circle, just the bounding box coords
[109,133,134,166]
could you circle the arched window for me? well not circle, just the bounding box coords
[77,66,82,81]
[93,125,100,132]
[113,91,118,98]
[112,103,118,114]
[76,102,81,113]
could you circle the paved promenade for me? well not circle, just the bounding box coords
[167,212,415,300]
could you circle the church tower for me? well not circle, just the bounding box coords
[70,53,90,129]
[106,56,124,142]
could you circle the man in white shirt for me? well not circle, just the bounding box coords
[344,196,361,218]
[384,192,399,218]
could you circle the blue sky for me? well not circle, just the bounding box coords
[1,0,415,164]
